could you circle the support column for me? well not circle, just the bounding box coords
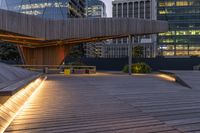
[17,45,26,64]
[128,35,133,75]
[116,3,118,18]
[138,1,140,18]
[174,44,177,56]
[121,2,124,18]
[144,0,146,19]
[152,34,157,57]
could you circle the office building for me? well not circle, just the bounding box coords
[0,0,85,20]
[157,0,200,56]
[106,0,157,58]
[86,0,106,18]
[85,0,107,58]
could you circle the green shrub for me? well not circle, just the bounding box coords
[122,65,129,73]
[123,62,151,73]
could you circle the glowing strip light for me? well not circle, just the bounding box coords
[132,74,147,76]
[0,76,47,133]
[156,74,176,82]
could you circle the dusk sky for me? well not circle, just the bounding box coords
[101,0,112,17]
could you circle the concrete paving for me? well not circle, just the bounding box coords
[162,70,200,90]
[4,73,200,133]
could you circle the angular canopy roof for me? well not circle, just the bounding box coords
[0,9,168,48]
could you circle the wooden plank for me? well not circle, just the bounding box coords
[4,74,186,133]
[0,9,168,46]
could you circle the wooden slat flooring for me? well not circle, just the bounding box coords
[5,73,200,133]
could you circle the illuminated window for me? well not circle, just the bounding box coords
[159,30,200,36]
[189,51,200,56]
[159,38,174,43]
[161,45,175,50]
[176,45,188,50]
[159,2,165,7]
[159,31,175,36]
[165,2,175,6]
[159,10,168,14]
[176,31,186,35]
[176,51,188,55]
[189,46,200,50]
[163,51,174,56]
[176,1,188,6]
[189,46,200,56]
[159,2,175,7]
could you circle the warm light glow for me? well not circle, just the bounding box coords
[132,73,147,76]
[156,74,176,82]
[0,76,46,133]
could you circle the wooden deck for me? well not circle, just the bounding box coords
[5,72,200,133]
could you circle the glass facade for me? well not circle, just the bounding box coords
[111,0,157,58]
[86,0,106,18]
[0,0,86,20]
[84,0,106,58]
[157,0,200,56]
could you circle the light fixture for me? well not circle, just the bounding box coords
[156,74,176,82]
[0,76,47,133]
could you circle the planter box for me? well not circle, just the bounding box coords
[73,69,86,74]
[86,69,96,74]
[64,69,71,75]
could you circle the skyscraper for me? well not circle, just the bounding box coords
[104,0,157,58]
[86,0,106,18]
[0,0,85,20]
[85,0,107,58]
[157,0,200,56]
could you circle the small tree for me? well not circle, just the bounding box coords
[122,62,151,73]
[133,46,144,58]
[69,44,85,59]
[0,43,21,63]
